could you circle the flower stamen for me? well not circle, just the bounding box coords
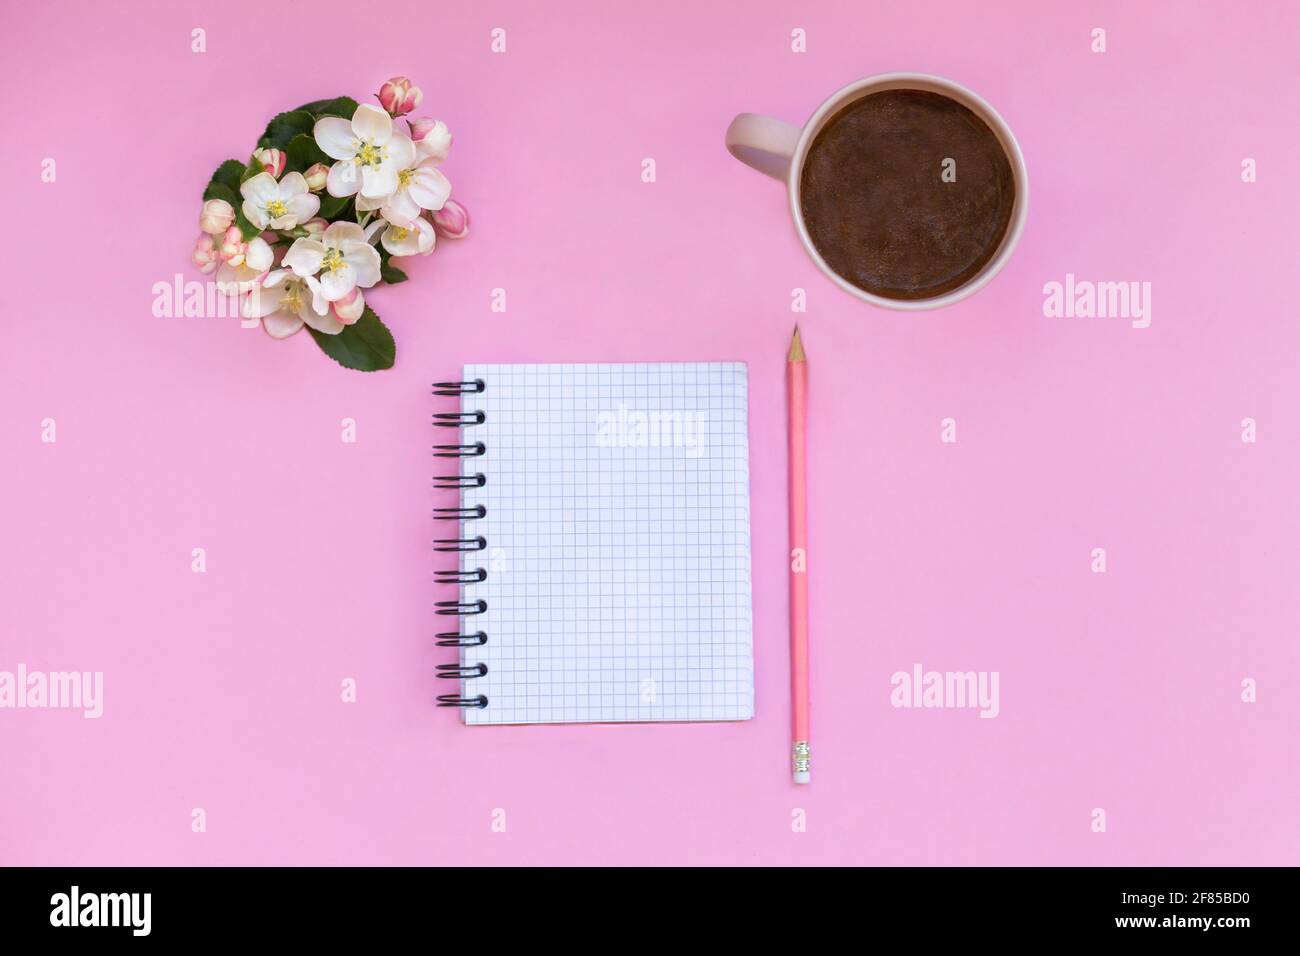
[354,141,387,167]
[280,281,304,312]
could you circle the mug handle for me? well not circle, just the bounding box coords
[725,113,801,181]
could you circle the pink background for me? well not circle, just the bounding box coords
[3,0,1298,866]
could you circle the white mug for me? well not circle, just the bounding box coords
[726,73,1028,311]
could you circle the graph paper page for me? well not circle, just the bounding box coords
[456,363,753,725]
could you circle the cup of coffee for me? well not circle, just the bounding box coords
[726,73,1028,310]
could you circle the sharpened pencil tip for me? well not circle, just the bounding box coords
[788,326,806,362]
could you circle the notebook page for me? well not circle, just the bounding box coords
[456,363,753,724]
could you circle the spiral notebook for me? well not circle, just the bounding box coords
[433,363,754,725]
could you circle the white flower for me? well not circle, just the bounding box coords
[282,220,382,302]
[240,172,319,231]
[244,235,274,272]
[215,263,260,295]
[356,154,450,226]
[408,117,451,164]
[243,268,337,339]
[331,287,366,325]
[381,216,436,257]
[214,236,274,293]
[313,104,416,201]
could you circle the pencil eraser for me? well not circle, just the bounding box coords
[793,770,810,784]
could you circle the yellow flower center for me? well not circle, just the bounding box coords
[397,168,414,188]
[391,226,410,241]
[321,248,345,273]
[281,282,304,312]
[266,199,288,219]
[354,141,387,167]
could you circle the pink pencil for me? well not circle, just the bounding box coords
[788,327,811,784]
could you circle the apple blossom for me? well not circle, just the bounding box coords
[216,262,256,296]
[408,117,451,163]
[199,198,235,235]
[215,234,273,286]
[331,287,366,324]
[192,234,219,273]
[244,268,337,339]
[282,220,382,302]
[253,147,286,178]
[431,199,470,239]
[240,171,320,231]
[313,104,416,201]
[188,76,473,369]
[381,216,435,257]
[304,163,329,192]
[377,76,422,117]
[244,236,274,273]
[356,154,450,226]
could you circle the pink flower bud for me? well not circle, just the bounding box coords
[431,199,469,239]
[304,163,329,192]
[301,217,328,238]
[253,147,286,178]
[377,75,422,117]
[199,198,234,235]
[218,225,248,265]
[408,117,452,163]
[191,234,218,273]
[332,287,365,324]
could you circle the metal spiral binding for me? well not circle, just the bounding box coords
[434,505,487,520]
[436,630,487,647]
[436,693,488,708]
[436,599,487,616]
[434,379,489,709]
[433,410,485,427]
[433,442,486,458]
[433,536,486,553]
[435,567,486,584]
[436,662,488,679]
[433,473,485,490]
[432,379,485,396]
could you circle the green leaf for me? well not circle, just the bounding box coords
[377,245,408,284]
[307,306,395,371]
[239,155,263,184]
[295,96,360,119]
[204,159,245,200]
[201,160,258,238]
[202,182,238,207]
[235,206,260,241]
[258,110,315,150]
[317,193,352,220]
[285,133,329,174]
